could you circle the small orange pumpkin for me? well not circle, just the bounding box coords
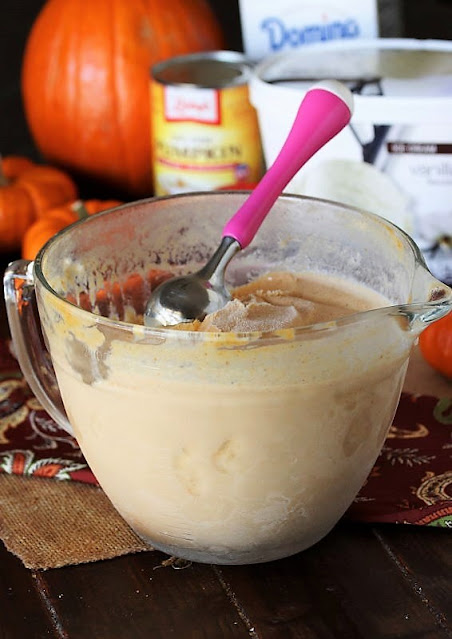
[22,199,122,260]
[419,311,452,379]
[21,0,225,196]
[0,155,78,252]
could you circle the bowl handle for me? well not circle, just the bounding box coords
[3,260,73,435]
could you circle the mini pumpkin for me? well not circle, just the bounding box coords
[419,311,452,379]
[22,199,122,260]
[0,155,78,252]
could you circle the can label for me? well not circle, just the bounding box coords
[151,81,264,196]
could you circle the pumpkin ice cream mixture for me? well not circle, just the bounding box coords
[180,271,380,333]
[43,268,412,563]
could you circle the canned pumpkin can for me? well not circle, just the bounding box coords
[150,51,264,196]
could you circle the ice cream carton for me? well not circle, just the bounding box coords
[250,38,452,283]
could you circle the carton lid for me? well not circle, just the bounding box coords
[251,39,452,123]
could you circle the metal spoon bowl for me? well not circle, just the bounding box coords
[144,80,354,328]
[144,236,240,327]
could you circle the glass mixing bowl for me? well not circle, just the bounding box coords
[4,192,451,564]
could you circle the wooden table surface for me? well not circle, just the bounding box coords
[1,2,452,637]
[1,512,452,639]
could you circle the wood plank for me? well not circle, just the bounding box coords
[214,557,361,639]
[37,550,250,639]
[375,524,452,632]
[215,523,451,639]
[0,542,56,638]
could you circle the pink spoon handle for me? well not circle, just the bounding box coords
[222,80,354,249]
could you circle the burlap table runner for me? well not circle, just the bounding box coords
[0,474,149,569]
[0,340,450,570]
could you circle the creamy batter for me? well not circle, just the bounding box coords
[181,270,384,332]
[39,269,412,564]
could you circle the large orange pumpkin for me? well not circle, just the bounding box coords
[21,0,224,197]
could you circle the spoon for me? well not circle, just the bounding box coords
[144,79,354,328]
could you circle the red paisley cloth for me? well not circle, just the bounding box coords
[0,339,451,528]
[0,340,97,485]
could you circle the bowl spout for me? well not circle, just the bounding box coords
[405,263,452,333]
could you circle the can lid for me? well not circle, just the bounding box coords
[152,51,253,89]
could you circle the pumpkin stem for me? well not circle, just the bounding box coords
[70,200,89,219]
[0,155,8,187]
